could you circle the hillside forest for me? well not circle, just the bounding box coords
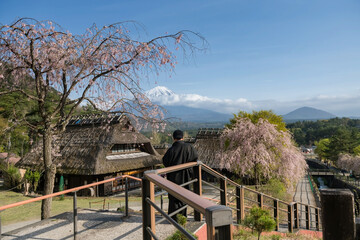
[287,118,360,162]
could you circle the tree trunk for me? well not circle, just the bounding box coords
[41,129,56,219]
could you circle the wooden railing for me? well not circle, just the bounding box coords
[142,161,321,240]
[201,164,321,231]
[0,175,141,240]
[143,162,233,240]
[0,162,322,240]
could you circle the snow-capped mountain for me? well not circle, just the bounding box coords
[146,86,232,122]
[146,86,175,99]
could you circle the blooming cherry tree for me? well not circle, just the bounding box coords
[0,18,205,218]
[217,118,307,188]
[338,154,360,174]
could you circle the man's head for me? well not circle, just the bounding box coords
[173,130,184,141]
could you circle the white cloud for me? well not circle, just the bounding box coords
[147,86,360,117]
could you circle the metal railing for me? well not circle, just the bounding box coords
[0,175,141,239]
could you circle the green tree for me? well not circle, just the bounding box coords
[244,206,276,240]
[354,145,360,156]
[314,138,330,161]
[325,128,356,162]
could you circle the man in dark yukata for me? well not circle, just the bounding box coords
[162,129,198,221]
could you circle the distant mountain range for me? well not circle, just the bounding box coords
[163,105,232,122]
[146,87,341,123]
[282,107,336,121]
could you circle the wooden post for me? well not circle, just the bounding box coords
[258,193,263,208]
[160,195,163,211]
[142,178,155,240]
[73,191,78,240]
[274,200,279,231]
[236,186,245,224]
[288,203,293,233]
[220,178,227,206]
[193,164,203,221]
[294,203,299,229]
[205,205,233,240]
[321,189,355,239]
[305,205,310,230]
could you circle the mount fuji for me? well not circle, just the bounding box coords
[146,86,232,122]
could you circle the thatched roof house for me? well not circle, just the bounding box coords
[193,128,223,168]
[17,113,161,195]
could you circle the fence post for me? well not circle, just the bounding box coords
[73,191,78,240]
[125,177,129,217]
[220,177,227,206]
[160,195,163,211]
[142,178,155,240]
[236,186,245,224]
[305,205,310,230]
[257,194,263,209]
[205,205,233,240]
[321,189,355,239]
[273,200,279,231]
[294,203,299,229]
[288,203,293,233]
[193,164,202,221]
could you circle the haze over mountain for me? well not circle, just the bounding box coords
[146,86,357,122]
[282,107,336,121]
[146,86,232,122]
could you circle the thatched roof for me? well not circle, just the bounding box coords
[17,114,161,175]
[193,128,223,168]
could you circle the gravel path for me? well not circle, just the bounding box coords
[2,209,176,240]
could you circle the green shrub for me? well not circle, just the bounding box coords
[2,165,21,189]
[271,234,281,240]
[166,214,198,240]
[243,206,276,240]
[24,169,41,193]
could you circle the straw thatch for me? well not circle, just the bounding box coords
[17,114,161,175]
[193,128,223,168]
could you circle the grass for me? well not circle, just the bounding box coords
[0,189,145,226]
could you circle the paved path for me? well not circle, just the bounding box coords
[293,176,319,230]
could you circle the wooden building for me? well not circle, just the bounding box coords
[17,114,161,196]
[193,128,223,168]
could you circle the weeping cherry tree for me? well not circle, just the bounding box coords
[0,18,205,219]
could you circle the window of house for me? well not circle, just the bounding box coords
[111,144,139,153]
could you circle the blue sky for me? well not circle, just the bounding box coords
[1,0,360,116]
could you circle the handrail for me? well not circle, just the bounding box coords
[0,175,141,211]
[156,162,197,174]
[143,163,234,240]
[202,163,320,210]
[145,173,215,215]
